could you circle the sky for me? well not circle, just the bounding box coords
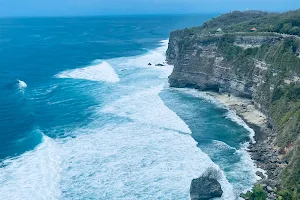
[0,0,299,17]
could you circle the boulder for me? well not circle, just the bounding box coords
[190,169,223,200]
[266,186,273,193]
[155,63,165,66]
[148,63,152,66]
[256,171,266,179]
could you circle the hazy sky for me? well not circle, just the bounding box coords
[0,0,299,17]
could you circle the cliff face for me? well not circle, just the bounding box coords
[167,29,300,192]
[167,32,282,98]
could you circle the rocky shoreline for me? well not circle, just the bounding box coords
[202,92,283,200]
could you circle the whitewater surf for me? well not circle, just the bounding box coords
[0,16,259,200]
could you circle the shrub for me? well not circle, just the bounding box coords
[242,185,267,200]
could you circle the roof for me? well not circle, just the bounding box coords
[251,27,258,31]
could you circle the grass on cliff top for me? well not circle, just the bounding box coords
[174,9,300,37]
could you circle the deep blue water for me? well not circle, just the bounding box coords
[0,15,214,159]
[0,15,258,200]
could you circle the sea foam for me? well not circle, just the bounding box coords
[226,110,256,144]
[0,39,237,200]
[0,135,62,200]
[101,86,192,134]
[179,88,256,143]
[212,140,236,151]
[58,122,235,200]
[56,61,120,83]
[122,40,173,78]
[18,79,27,89]
[175,88,262,193]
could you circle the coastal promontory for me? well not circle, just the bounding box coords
[167,10,300,199]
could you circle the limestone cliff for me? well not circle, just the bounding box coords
[167,10,300,196]
[167,32,282,98]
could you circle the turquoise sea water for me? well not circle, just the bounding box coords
[0,15,259,199]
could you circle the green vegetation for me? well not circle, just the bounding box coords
[186,30,298,197]
[241,185,267,200]
[256,39,300,194]
[170,9,300,196]
[277,189,300,200]
[194,9,300,36]
[216,34,300,192]
[242,185,300,200]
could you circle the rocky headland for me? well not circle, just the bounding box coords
[166,10,300,200]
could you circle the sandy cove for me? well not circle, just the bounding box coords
[206,92,268,129]
[202,92,283,199]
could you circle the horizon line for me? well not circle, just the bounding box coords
[0,13,219,19]
[0,9,292,19]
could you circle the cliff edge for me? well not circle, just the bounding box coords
[167,10,300,198]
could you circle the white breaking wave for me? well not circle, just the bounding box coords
[55,61,120,83]
[124,40,168,68]
[210,140,261,194]
[0,39,238,200]
[18,79,27,89]
[122,40,173,78]
[179,88,256,143]
[175,88,262,193]
[0,88,236,199]
[233,143,266,193]
[57,123,235,200]
[101,86,192,134]
[226,110,256,144]
[212,140,236,151]
[0,136,62,200]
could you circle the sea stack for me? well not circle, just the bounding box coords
[190,169,223,200]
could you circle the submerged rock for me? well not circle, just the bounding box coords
[190,169,223,200]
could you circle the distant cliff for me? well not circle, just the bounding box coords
[167,10,300,197]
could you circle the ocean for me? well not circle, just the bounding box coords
[0,15,259,199]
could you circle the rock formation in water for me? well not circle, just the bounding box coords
[190,169,223,200]
[167,10,300,199]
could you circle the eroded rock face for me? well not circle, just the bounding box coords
[166,32,281,99]
[190,170,223,200]
[167,10,300,193]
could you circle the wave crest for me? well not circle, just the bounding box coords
[18,79,27,89]
[226,110,256,144]
[55,61,120,83]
